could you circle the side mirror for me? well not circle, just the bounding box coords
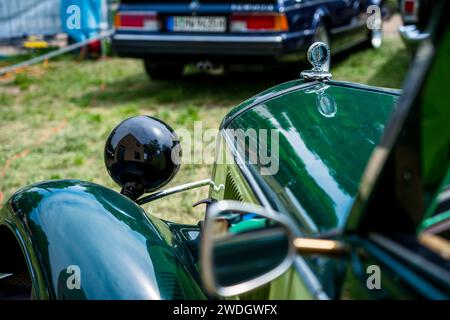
[104,116,181,200]
[201,201,346,297]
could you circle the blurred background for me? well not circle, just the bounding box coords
[0,0,416,224]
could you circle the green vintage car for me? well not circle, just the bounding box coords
[1,2,449,300]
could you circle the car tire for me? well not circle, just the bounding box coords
[143,61,184,80]
[313,22,331,71]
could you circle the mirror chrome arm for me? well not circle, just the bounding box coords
[0,273,13,280]
[294,238,347,256]
[136,179,211,205]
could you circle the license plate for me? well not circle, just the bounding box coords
[168,16,226,32]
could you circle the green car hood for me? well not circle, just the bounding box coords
[224,80,401,233]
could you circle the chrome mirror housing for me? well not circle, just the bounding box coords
[200,201,296,297]
[200,200,347,297]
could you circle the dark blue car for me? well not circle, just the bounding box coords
[112,0,384,79]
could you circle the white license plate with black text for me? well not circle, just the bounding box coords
[170,16,226,32]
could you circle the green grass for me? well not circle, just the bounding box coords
[333,38,411,88]
[0,34,410,224]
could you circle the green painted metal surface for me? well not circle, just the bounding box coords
[421,23,450,190]
[221,79,309,129]
[0,180,206,300]
[226,82,399,233]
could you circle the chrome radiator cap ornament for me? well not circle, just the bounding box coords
[301,42,332,81]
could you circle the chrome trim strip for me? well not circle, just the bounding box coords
[293,257,329,300]
[113,33,283,43]
[327,80,403,95]
[220,81,319,129]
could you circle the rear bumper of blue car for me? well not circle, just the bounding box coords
[112,31,312,62]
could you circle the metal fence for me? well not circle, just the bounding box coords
[0,0,113,43]
[0,0,62,42]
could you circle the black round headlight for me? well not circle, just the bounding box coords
[104,116,181,200]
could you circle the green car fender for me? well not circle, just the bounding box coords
[0,180,206,300]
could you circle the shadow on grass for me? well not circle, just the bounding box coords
[74,63,305,109]
[366,48,411,88]
[331,40,411,89]
[75,41,410,110]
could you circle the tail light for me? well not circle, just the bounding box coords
[403,0,416,15]
[115,12,160,31]
[230,13,289,32]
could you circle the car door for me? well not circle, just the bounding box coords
[325,0,369,50]
[340,0,450,299]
